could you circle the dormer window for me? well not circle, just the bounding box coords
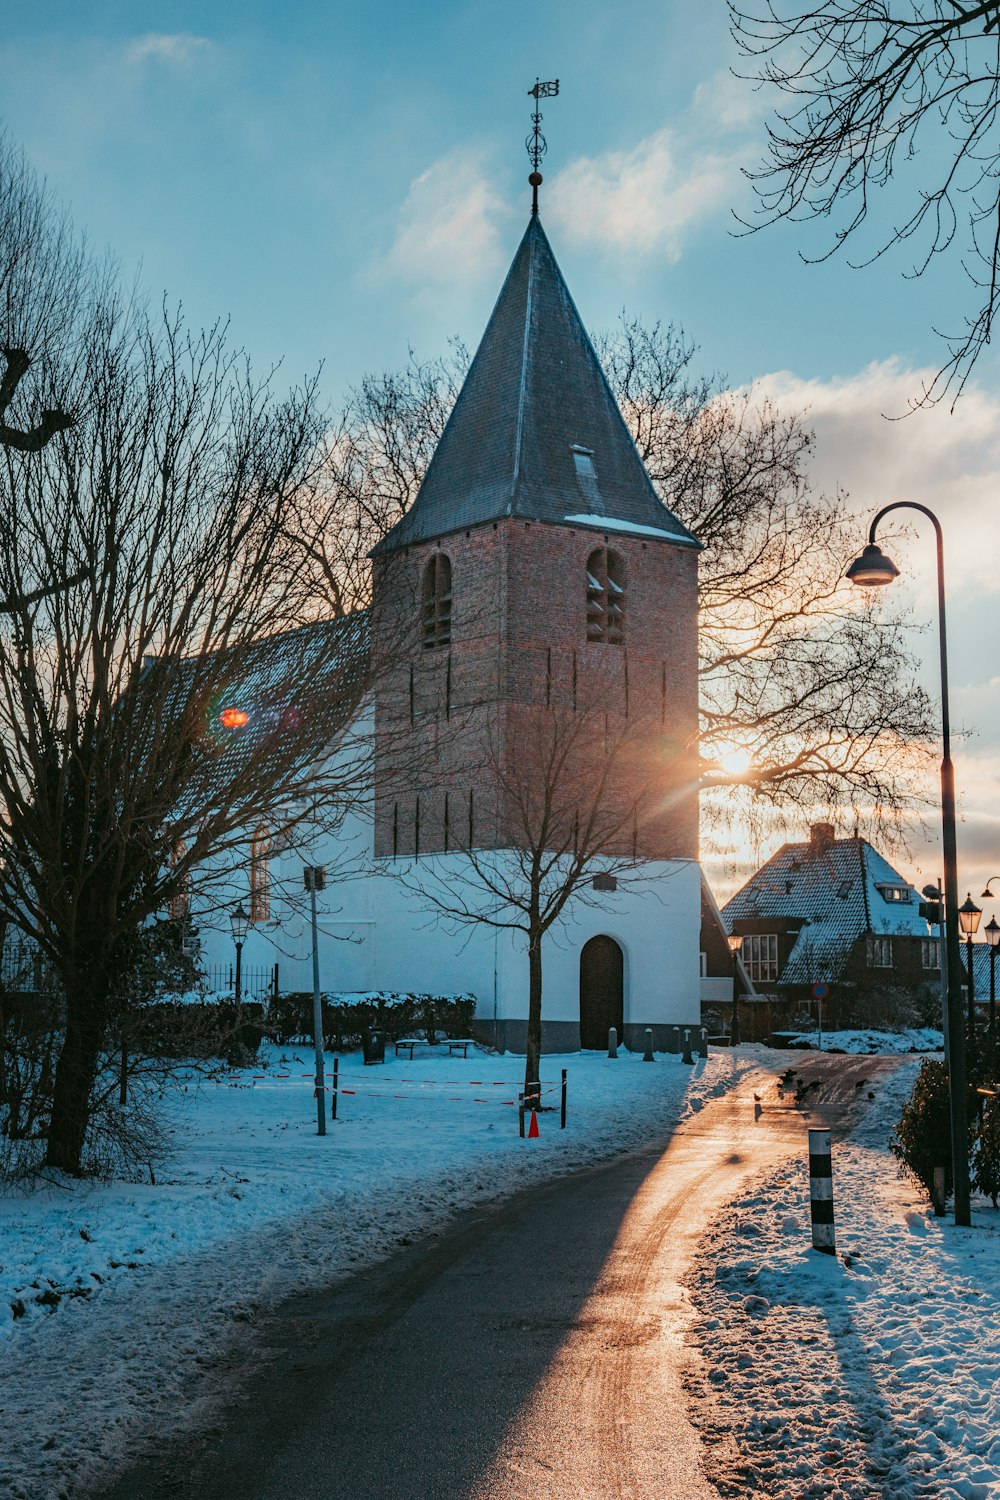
[586,547,625,645]
[877,884,911,904]
[572,444,596,479]
[422,553,452,649]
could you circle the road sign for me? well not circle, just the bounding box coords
[811,982,830,1000]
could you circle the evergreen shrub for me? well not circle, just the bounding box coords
[267,991,476,1048]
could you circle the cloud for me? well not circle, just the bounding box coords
[746,359,1000,599]
[546,128,739,262]
[378,150,510,295]
[125,34,212,67]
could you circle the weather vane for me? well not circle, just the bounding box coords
[527,78,559,215]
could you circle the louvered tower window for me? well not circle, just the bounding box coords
[586,548,625,645]
[422,554,452,648]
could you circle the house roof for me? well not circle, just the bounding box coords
[372,215,699,554]
[722,832,929,985]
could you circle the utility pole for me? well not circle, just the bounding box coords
[304,865,327,1136]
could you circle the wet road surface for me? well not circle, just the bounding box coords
[89,1052,899,1500]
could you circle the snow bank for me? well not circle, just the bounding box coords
[782,1028,943,1056]
[0,1043,755,1499]
[687,1059,1000,1499]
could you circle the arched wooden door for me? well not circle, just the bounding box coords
[580,936,624,1049]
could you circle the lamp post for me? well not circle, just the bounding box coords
[958,894,982,1027]
[846,504,971,1226]
[229,902,250,1009]
[727,933,743,1046]
[985,916,1000,1037]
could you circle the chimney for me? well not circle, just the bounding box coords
[809,822,836,852]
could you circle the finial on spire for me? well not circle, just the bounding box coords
[527,78,559,214]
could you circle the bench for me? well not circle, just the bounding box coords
[445,1038,474,1058]
[394,1038,429,1060]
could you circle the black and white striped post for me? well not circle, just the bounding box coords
[808,1128,835,1255]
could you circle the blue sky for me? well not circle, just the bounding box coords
[3,0,999,896]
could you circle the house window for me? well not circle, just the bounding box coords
[249,827,272,922]
[168,840,189,922]
[422,554,452,648]
[741,933,779,983]
[922,938,941,970]
[878,885,911,903]
[586,548,625,645]
[867,935,894,968]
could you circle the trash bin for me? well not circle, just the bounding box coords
[362,1028,385,1066]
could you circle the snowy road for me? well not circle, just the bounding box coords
[87,1052,893,1500]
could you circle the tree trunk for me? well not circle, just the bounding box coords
[44,971,111,1176]
[524,932,543,1112]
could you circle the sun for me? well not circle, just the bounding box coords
[717,746,753,777]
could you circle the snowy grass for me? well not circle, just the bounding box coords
[687,1056,1000,1500]
[0,1041,756,1499]
[783,1027,943,1055]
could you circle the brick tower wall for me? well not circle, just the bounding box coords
[372,517,699,863]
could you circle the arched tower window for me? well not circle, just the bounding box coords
[249,827,272,923]
[422,554,452,648]
[586,548,625,645]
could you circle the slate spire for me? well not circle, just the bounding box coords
[373,216,699,554]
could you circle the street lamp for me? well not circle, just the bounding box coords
[959,894,982,1027]
[846,503,971,1226]
[985,915,1000,1037]
[727,933,744,1046]
[229,901,250,1008]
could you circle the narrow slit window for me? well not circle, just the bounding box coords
[249,827,272,923]
[422,553,452,649]
[586,548,625,645]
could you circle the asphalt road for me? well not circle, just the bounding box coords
[89,1052,896,1500]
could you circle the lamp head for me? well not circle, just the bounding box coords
[229,902,251,944]
[982,880,998,899]
[727,932,744,956]
[845,542,900,587]
[985,916,1000,949]
[959,893,982,936]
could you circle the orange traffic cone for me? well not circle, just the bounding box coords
[528,1109,540,1138]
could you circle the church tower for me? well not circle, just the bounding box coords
[369,207,703,1049]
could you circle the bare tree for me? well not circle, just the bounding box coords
[401,704,671,1109]
[603,316,936,847]
[729,0,1000,402]
[0,145,377,1176]
[277,344,467,620]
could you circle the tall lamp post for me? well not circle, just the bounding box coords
[984,916,1000,1037]
[846,504,971,1226]
[959,895,982,1027]
[727,933,743,1045]
[229,902,250,1009]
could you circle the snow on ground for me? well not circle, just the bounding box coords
[783,1028,943,1055]
[686,1051,1000,1500]
[1,1042,755,1500]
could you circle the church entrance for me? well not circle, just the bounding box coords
[579,936,624,1049]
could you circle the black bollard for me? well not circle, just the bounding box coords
[608,1026,618,1058]
[643,1027,654,1062]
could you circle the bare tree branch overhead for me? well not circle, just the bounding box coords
[729,0,1000,402]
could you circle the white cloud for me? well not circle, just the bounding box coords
[378,150,510,294]
[125,34,212,67]
[546,128,739,262]
[747,359,1000,599]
